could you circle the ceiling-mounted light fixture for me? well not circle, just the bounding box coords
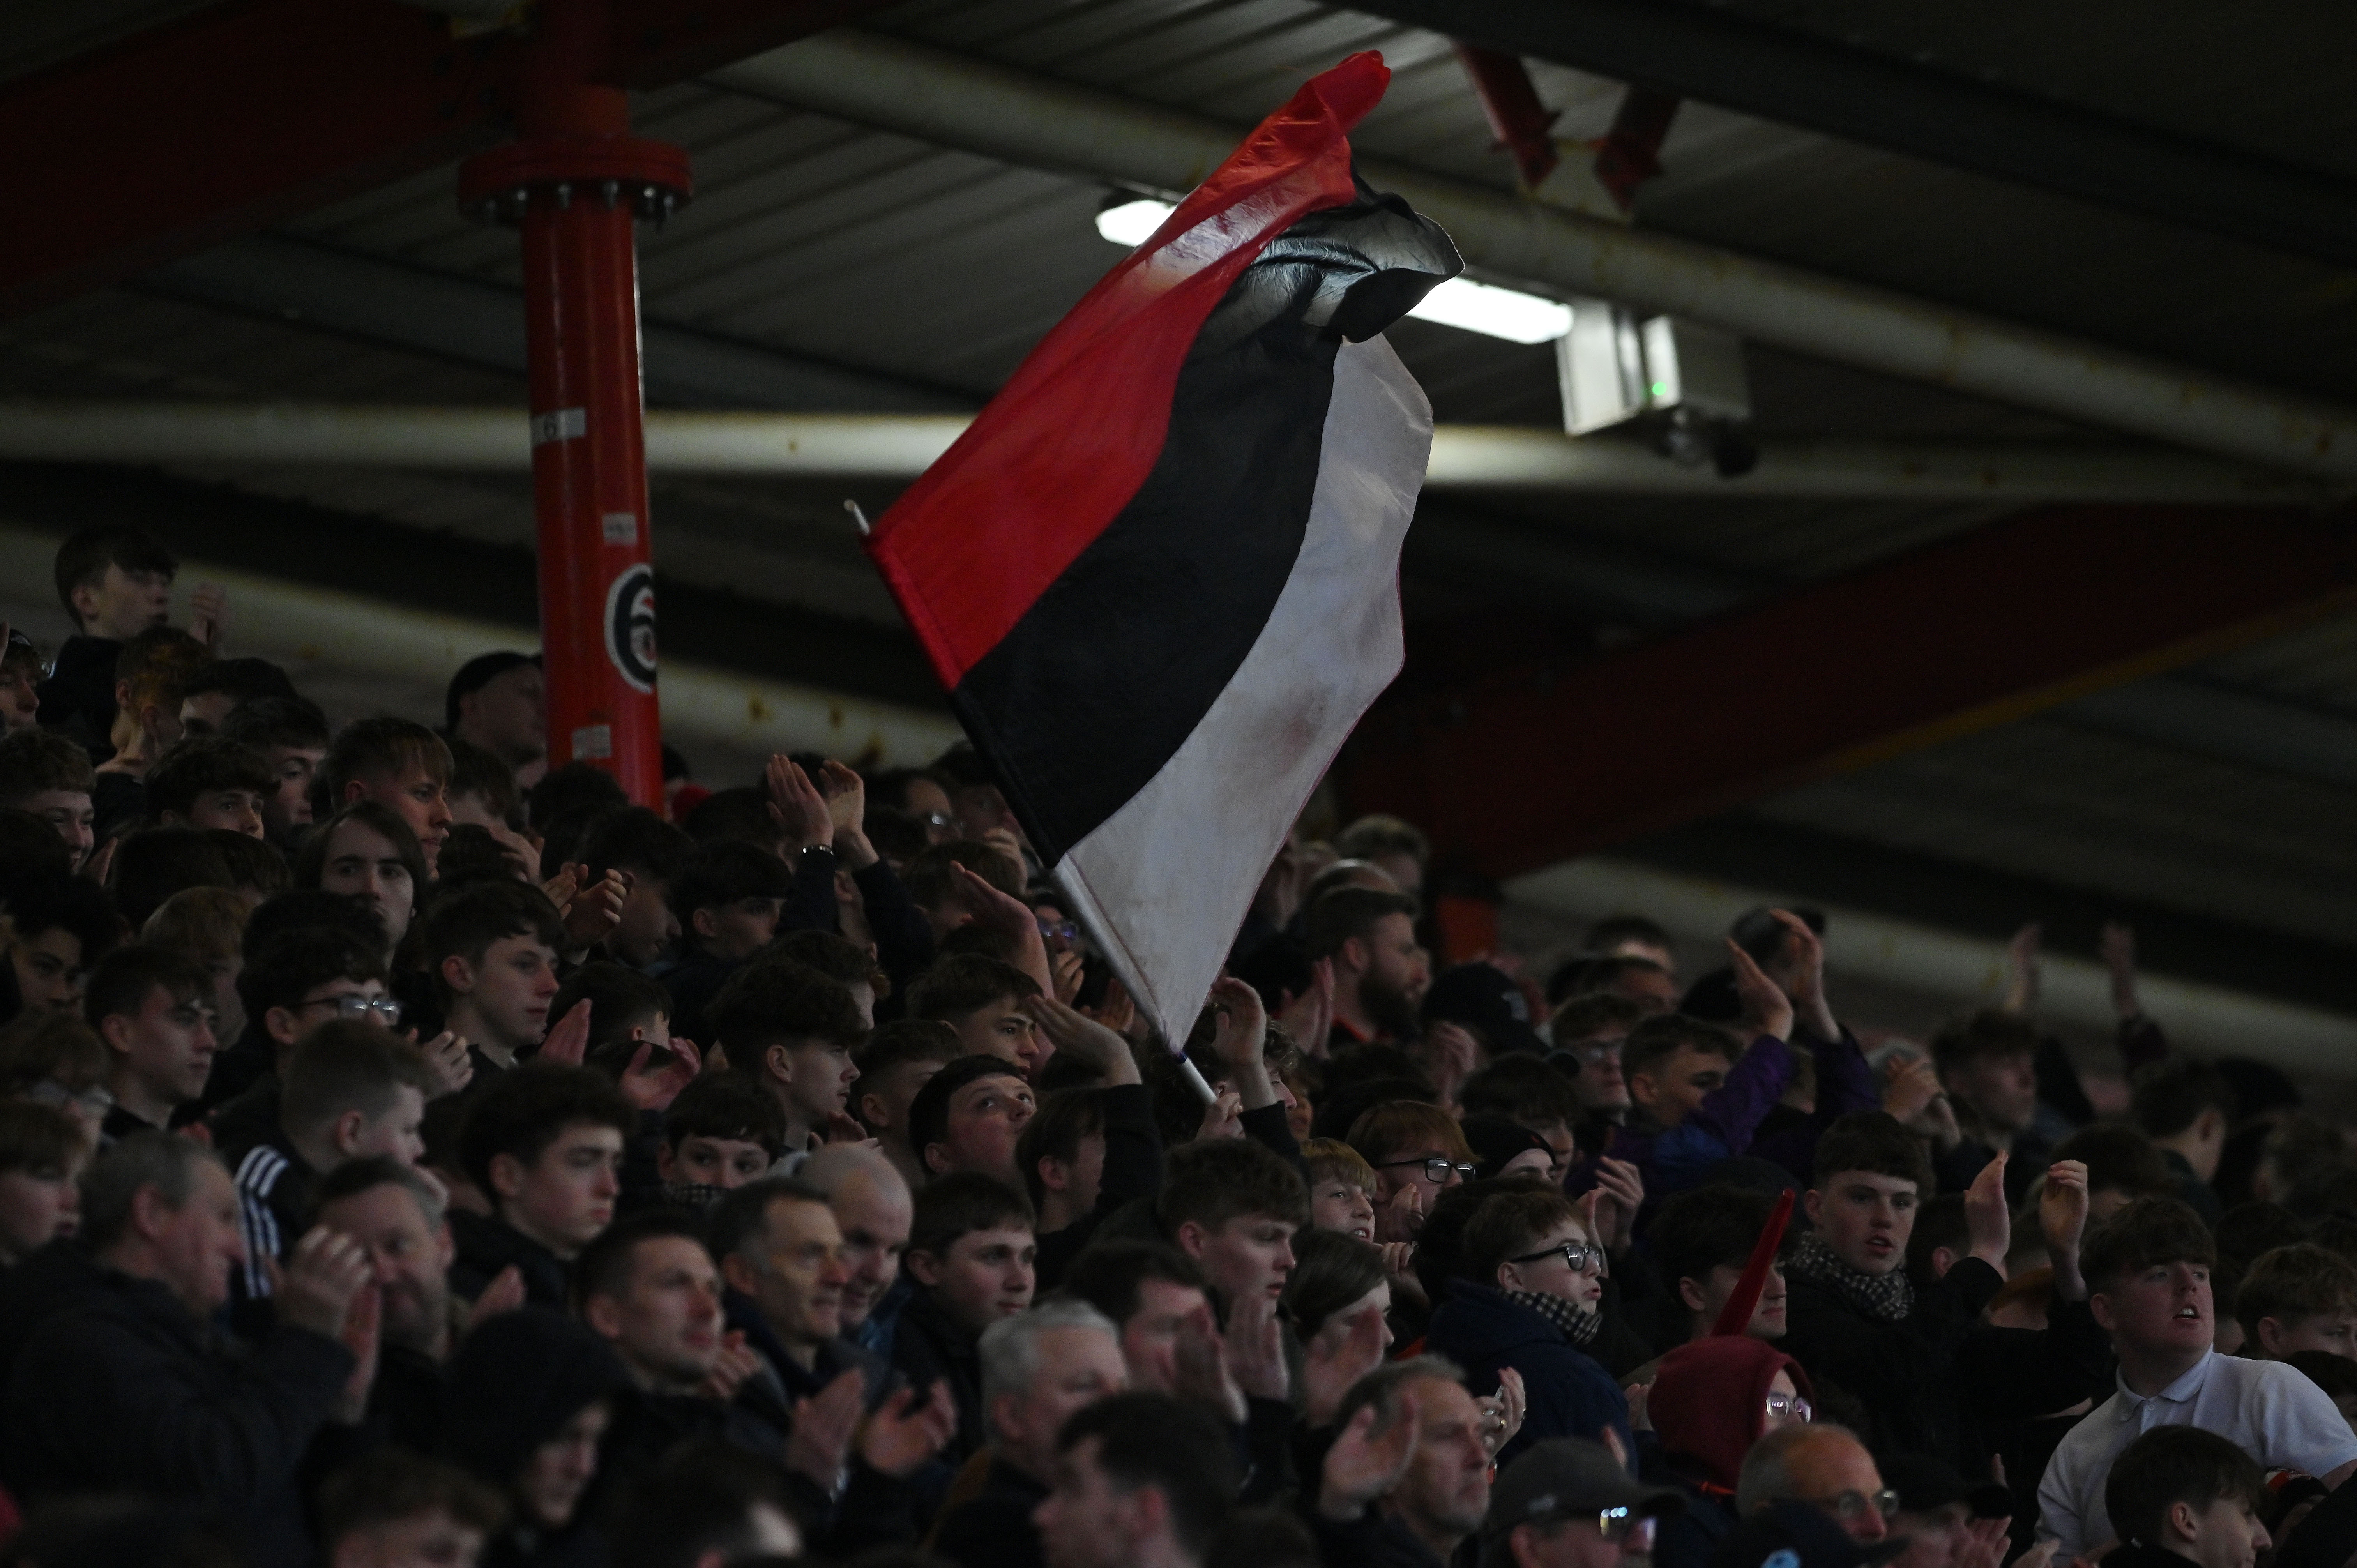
[1094,195,1570,344]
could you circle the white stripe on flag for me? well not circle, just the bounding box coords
[1054,334,1432,1051]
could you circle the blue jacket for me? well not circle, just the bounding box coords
[1424,1280,1631,1466]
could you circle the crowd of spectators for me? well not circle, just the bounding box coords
[2,522,2355,1568]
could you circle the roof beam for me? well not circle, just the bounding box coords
[714,31,2357,477]
[1335,503,2357,878]
[0,0,890,315]
[141,234,970,413]
[1352,0,2357,272]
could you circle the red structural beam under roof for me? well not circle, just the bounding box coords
[0,0,879,317]
[1336,504,2357,880]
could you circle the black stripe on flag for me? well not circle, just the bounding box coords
[954,177,1459,863]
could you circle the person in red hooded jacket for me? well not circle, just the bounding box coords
[1645,1335,1815,1568]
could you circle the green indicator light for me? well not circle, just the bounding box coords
[1650,382,1669,396]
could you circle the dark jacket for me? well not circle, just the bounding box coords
[891,1287,987,1526]
[1424,1281,1631,1465]
[935,1456,1050,1568]
[1035,1082,1163,1292]
[0,1267,354,1568]
[229,1132,317,1335]
[206,1073,282,1167]
[0,1240,107,1389]
[1649,1471,1739,1568]
[449,1209,572,1308]
[441,1310,631,1568]
[728,1293,922,1552]
[1780,1255,2004,1474]
[34,634,120,752]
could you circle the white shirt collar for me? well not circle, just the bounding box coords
[2115,1349,2215,1416]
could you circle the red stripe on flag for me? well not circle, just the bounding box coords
[1711,1188,1793,1337]
[864,51,1391,692]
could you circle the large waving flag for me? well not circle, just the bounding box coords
[865,51,1461,1053]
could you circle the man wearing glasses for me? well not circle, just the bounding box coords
[1735,1423,1899,1547]
[1480,1437,1684,1568]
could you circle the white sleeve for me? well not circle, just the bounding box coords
[2037,1432,2087,1561]
[2256,1363,2357,1478]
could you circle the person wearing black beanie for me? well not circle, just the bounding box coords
[441,1308,631,1568]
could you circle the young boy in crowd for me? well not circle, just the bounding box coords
[549,961,672,1077]
[664,841,796,1038]
[2130,1058,2238,1226]
[1613,1011,1788,1198]
[422,879,566,1074]
[1460,1055,1588,1184]
[218,696,332,848]
[0,1100,88,1266]
[228,1018,435,1329]
[451,1060,637,1306]
[1649,1183,1790,1345]
[707,959,865,1168]
[2233,1243,2357,1361]
[853,1019,963,1189]
[0,727,97,871]
[1301,1138,1380,1243]
[907,1054,1037,1186]
[2038,1196,2357,1561]
[35,523,187,747]
[316,1449,507,1568]
[1156,1137,1307,1323]
[906,955,1047,1077]
[892,1171,1037,1485]
[0,629,42,732]
[1932,1009,2050,1205]
[2099,1427,2271,1568]
[323,716,454,875]
[84,945,219,1141]
[2,869,117,1019]
[654,1070,785,1206]
[144,736,272,837]
[443,736,537,878]
[578,806,694,969]
[90,627,213,841]
[175,657,298,736]
[203,923,392,1155]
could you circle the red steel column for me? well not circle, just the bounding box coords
[457,5,688,806]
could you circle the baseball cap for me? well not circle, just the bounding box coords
[1877,1453,2009,1520]
[1424,962,1549,1058]
[1481,1439,1680,1567]
[445,650,541,730]
[1708,1501,1907,1568]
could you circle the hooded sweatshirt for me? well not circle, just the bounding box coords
[440,1308,631,1568]
[1647,1336,1813,1568]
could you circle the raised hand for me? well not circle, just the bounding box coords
[1477,1367,1527,1457]
[858,1380,958,1478]
[466,1266,527,1331]
[1589,1156,1643,1254]
[1208,976,1277,1109]
[2041,1158,2092,1299]
[618,1036,700,1112]
[548,863,626,951]
[538,999,592,1066]
[1223,1292,1290,1403]
[1172,1302,1248,1422]
[1726,940,1795,1042]
[1964,1150,2011,1271]
[1051,947,1084,1005]
[700,1329,763,1402]
[1276,956,1337,1062]
[413,1031,474,1099]
[1769,909,1838,1039]
[277,1227,375,1341]
[1028,993,1140,1086]
[1374,1181,1424,1245]
[1421,1022,1481,1108]
[1194,1088,1244,1142]
[1318,1394,1420,1521]
[331,1280,382,1423]
[764,755,834,855]
[187,582,230,651]
[1083,973,1139,1040]
[947,863,1054,997]
[783,1368,868,1492]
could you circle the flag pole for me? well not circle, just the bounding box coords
[1710,1188,1793,1336]
[1051,868,1224,1107]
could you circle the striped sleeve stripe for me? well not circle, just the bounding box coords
[233,1145,288,1300]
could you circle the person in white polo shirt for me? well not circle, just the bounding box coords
[2037,1197,2357,1560]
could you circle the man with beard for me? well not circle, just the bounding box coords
[1306,888,1429,1052]
[313,1157,477,1454]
